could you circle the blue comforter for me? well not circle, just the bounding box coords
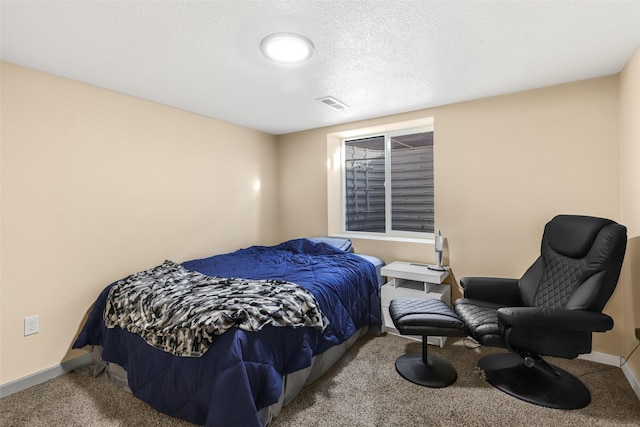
[73,238,381,426]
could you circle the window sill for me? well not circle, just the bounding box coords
[330,233,435,245]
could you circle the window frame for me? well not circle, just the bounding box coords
[336,119,435,241]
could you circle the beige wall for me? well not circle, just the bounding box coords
[619,49,640,380]
[278,75,628,356]
[0,62,280,384]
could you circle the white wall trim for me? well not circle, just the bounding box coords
[579,351,640,400]
[0,353,93,398]
[578,350,624,366]
[622,362,640,400]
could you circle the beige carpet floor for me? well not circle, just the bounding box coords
[1,333,639,426]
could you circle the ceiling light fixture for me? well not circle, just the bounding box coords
[260,32,314,64]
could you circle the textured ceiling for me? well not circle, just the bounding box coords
[2,1,640,135]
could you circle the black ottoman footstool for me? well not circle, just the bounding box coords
[389,298,467,388]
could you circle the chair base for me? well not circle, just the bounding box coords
[395,353,457,388]
[478,352,591,410]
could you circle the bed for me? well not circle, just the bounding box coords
[73,238,383,426]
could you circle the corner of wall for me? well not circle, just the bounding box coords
[618,47,640,384]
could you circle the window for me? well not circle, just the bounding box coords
[342,126,434,238]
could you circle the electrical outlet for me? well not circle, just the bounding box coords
[24,315,39,336]
[635,328,640,341]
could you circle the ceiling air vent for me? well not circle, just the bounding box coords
[317,96,350,111]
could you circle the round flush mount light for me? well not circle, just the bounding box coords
[260,32,314,64]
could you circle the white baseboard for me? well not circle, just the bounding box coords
[578,350,624,366]
[579,350,640,400]
[622,362,640,400]
[0,353,93,398]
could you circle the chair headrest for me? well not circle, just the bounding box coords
[545,215,615,258]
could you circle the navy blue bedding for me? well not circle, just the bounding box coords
[73,238,381,426]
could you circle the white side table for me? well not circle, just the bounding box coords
[380,261,451,347]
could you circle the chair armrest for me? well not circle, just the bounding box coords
[497,307,614,332]
[460,277,523,306]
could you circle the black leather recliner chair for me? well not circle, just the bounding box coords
[454,214,627,409]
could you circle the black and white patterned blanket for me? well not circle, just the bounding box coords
[104,260,329,357]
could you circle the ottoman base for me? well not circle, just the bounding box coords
[395,352,457,388]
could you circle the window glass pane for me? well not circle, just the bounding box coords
[344,136,385,232]
[390,132,434,233]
